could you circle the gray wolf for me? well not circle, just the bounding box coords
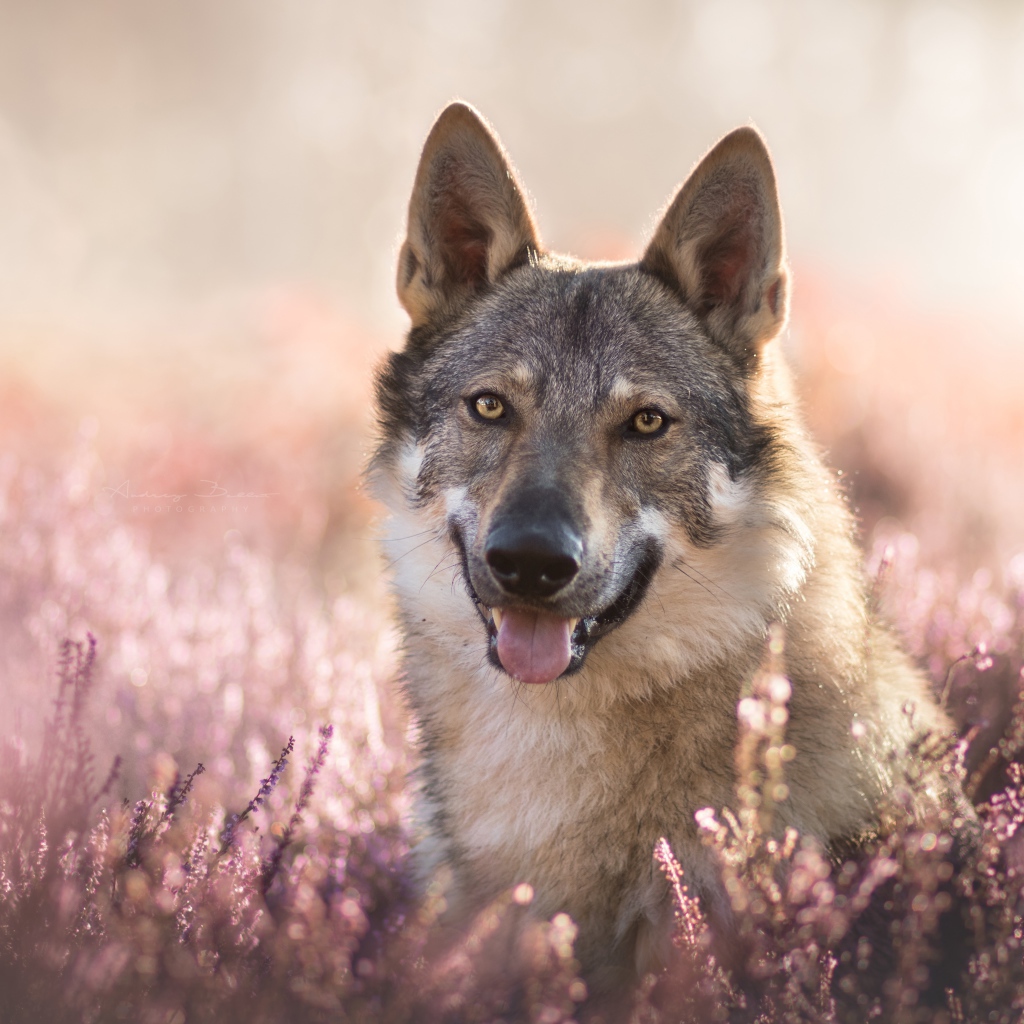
[371,102,957,994]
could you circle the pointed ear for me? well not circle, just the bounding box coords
[641,126,788,366]
[397,102,541,329]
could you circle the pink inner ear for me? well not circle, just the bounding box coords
[438,201,492,287]
[700,228,756,309]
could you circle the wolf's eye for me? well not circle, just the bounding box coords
[629,409,666,436]
[472,394,506,421]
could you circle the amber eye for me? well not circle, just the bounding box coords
[630,409,665,435]
[473,394,505,420]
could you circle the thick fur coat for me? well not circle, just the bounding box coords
[371,103,955,992]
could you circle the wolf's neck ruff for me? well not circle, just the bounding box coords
[372,101,961,998]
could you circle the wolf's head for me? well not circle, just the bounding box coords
[374,104,814,697]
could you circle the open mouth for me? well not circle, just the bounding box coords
[458,539,662,685]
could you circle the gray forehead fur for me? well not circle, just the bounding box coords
[404,259,770,466]
[429,262,724,392]
[370,257,781,553]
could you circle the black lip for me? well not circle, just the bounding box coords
[451,529,663,680]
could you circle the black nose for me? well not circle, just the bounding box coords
[485,521,583,599]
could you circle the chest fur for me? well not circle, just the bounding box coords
[412,661,739,913]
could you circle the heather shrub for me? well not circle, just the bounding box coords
[0,291,1022,1021]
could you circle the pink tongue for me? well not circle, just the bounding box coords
[496,608,574,685]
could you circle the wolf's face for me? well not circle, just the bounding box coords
[395,267,784,684]
[375,104,805,695]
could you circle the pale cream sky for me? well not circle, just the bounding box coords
[1,0,1023,334]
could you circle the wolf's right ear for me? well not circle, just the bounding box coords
[397,103,541,330]
[641,127,788,368]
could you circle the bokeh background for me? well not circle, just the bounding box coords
[1,0,1022,808]
[6,0,1024,328]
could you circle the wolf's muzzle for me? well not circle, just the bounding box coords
[484,488,583,599]
[485,521,583,598]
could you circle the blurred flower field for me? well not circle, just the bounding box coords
[0,274,1023,1022]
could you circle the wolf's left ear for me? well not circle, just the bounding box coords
[397,102,541,329]
[641,127,788,366]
